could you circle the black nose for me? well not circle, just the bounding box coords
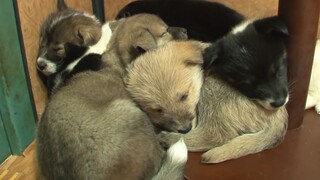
[37,61,47,70]
[178,124,192,134]
[270,99,286,108]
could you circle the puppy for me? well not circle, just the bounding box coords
[204,16,289,110]
[306,39,320,113]
[117,1,290,110]
[116,0,245,42]
[36,0,111,94]
[127,18,288,163]
[126,40,209,133]
[37,13,188,180]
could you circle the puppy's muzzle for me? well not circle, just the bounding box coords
[178,124,192,134]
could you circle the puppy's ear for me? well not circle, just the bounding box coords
[75,25,102,46]
[57,0,68,11]
[133,30,157,52]
[203,42,221,69]
[253,16,288,37]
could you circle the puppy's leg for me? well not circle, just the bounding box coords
[158,128,219,152]
[201,128,285,163]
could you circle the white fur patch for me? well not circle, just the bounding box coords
[231,20,252,34]
[167,138,188,164]
[36,57,57,76]
[65,22,113,72]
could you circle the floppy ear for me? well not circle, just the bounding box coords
[253,16,288,36]
[75,25,102,46]
[203,42,221,69]
[133,30,157,53]
[57,0,68,11]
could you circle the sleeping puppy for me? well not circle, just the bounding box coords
[37,13,188,180]
[117,0,290,111]
[204,16,289,110]
[116,0,245,42]
[128,17,289,164]
[305,39,320,113]
[125,40,209,133]
[36,0,111,95]
[161,17,289,163]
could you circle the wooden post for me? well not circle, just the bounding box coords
[278,0,320,129]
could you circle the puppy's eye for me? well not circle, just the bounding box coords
[153,108,163,113]
[53,47,63,52]
[180,94,188,101]
[160,31,167,37]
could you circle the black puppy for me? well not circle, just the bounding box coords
[116,0,244,42]
[204,16,289,110]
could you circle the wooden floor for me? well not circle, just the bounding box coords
[0,109,319,180]
[0,142,37,180]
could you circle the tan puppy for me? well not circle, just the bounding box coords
[158,74,288,163]
[126,40,209,133]
[37,13,188,180]
[125,39,288,164]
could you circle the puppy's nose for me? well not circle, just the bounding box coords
[178,124,192,134]
[270,99,286,108]
[37,61,47,70]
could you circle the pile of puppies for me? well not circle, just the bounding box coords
[36,0,289,179]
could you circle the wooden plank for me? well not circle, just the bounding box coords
[0,0,36,155]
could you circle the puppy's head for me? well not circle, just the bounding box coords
[36,0,101,76]
[113,13,188,66]
[204,16,289,110]
[126,40,208,133]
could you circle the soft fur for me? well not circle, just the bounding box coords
[126,41,288,163]
[126,40,209,133]
[37,13,188,180]
[36,0,110,94]
[116,0,289,110]
[116,0,244,42]
[158,74,288,163]
[204,16,289,110]
[306,39,320,113]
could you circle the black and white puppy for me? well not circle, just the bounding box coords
[117,0,289,110]
[36,0,111,95]
[116,0,244,42]
[204,16,289,110]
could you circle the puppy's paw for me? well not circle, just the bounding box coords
[157,132,182,149]
[201,147,228,164]
[315,103,320,114]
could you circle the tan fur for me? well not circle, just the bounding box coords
[126,40,210,133]
[158,75,288,163]
[37,14,187,180]
[125,41,288,163]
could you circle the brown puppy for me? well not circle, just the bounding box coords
[37,13,188,180]
[126,40,209,133]
[125,40,288,164]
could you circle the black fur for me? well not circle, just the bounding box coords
[204,16,289,108]
[46,53,103,93]
[116,0,244,42]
